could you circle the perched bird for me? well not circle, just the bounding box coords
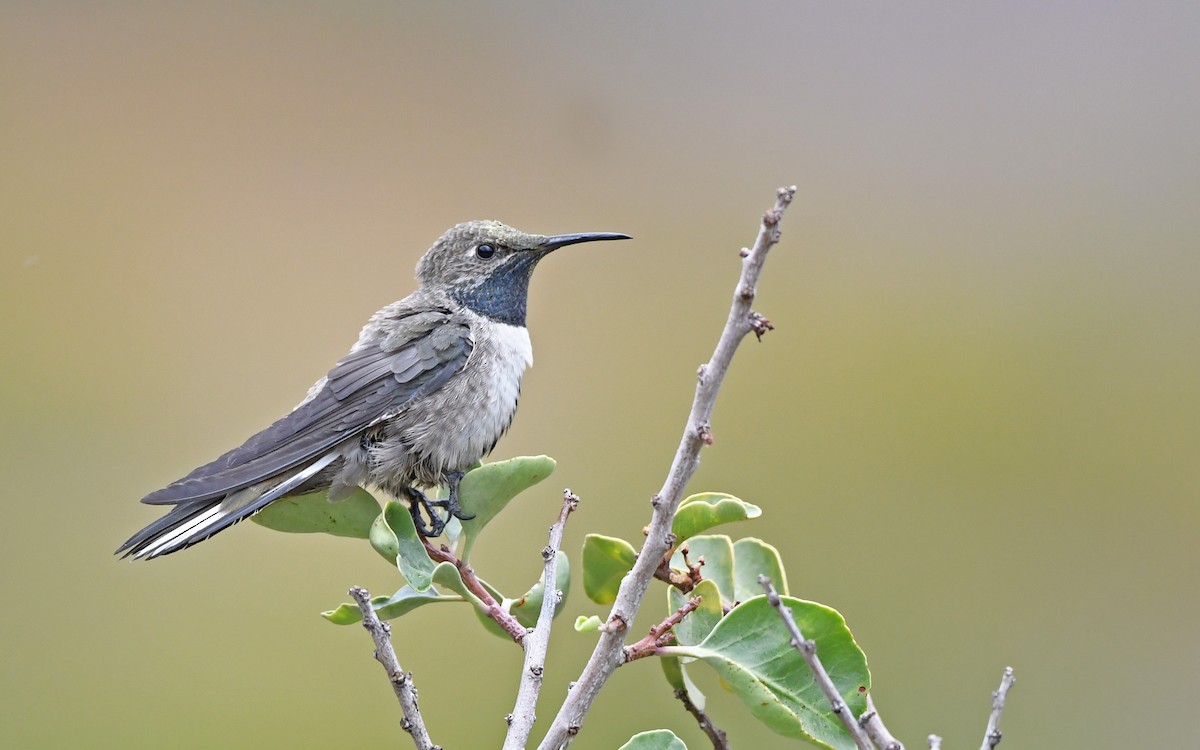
[118,220,630,559]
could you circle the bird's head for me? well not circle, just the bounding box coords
[416,220,630,327]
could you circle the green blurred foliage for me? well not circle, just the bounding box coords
[2,2,1198,749]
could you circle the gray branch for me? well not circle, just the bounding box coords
[860,695,904,750]
[980,667,1015,750]
[761,575,1017,750]
[348,586,439,750]
[759,576,874,750]
[536,186,796,750]
[675,687,730,750]
[502,491,579,750]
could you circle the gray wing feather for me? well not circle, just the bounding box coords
[138,308,473,507]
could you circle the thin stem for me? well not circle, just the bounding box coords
[675,687,730,750]
[502,491,579,750]
[422,539,527,642]
[536,187,796,750]
[980,667,1015,750]
[622,596,703,663]
[860,694,904,750]
[758,576,873,750]
[348,586,439,750]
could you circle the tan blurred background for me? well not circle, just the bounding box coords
[2,2,1197,748]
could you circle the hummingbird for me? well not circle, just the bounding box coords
[118,220,630,559]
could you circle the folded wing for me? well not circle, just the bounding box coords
[117,307,473,558]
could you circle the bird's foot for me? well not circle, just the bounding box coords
[403,472,474,537]
[404,486,448,537]
[441,471,475,523]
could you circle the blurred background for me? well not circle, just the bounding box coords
[2,2,1197,748]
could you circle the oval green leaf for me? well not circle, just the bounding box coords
[732,537,788,601]
[582,534,638,605]
[617,730,688,750]
[321,585,460,625]
[252,487,381,538]
[668,578,724,647]
[672,492,761,542]
[458,455,556,558]
[509,552,571,628]
[670,535,735,608]
[370,500,437,590]
[663,595,869,750]
[369,509,400,563]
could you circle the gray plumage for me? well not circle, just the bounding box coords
[118,220,629,559]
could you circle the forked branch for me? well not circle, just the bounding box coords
[536,186,797,750]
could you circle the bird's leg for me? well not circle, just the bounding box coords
[441,471,475,522]
[403,486,447,537]
[402,473,474,537]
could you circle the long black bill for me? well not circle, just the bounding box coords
[540,232,632,250]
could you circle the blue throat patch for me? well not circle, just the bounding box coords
[451,251,545,327]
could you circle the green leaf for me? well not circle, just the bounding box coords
[660,657,707,710]
[574,615,603,632]
[672,492,761,542]
[660,654,686,691]
[369,507,400,563]
[370,501,436,590]
[443,570,523,641]
[663,596,870,750]
[458,456,556,558]
[617,729,688,750]
[423,560,518,642]
[509,552,571,628]
[732,538,787,602]
[429,560,478,603]
[662,578,720,714]
[466,552,572,640]
[668,578,724,647]
[321,585,460,625]
[582,533,638,605]
[251,487,381,538]
[669,535,788,608]
[671,535,735,607]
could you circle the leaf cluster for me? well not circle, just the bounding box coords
[253,463,874,750]
[253,455,566,635]
[581,492,871,750]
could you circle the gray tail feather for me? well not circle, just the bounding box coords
[117,452,338,559]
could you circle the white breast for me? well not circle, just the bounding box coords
[480,323,532,441]
[491,322,533,370]
[372,318,534,488]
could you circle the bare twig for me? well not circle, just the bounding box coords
[653,543,704,592]
[928,736,942,750]
[422,539,527,642]
[348,586,439,750]
[502,491,579,750]
[980,667,1015,750]
[537,186,796,750]
[652,557,697,591]
[622,596,703,663]
[675,687,730,750]
[860,694,904,750]
[758,576,873,750]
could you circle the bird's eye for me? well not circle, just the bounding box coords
[475,243,496,259]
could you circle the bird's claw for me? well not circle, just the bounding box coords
[404,473,474,538]
[442,471,476,522]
